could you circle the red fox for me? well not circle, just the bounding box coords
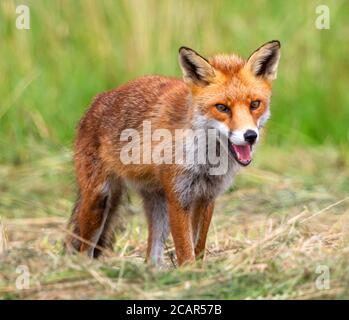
[65,41,281,266]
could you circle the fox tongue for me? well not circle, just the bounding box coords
[232,145,252,163]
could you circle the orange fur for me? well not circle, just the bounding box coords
[65,41,280,266]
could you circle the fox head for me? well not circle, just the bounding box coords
[179,41,281,166]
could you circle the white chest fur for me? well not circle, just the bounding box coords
[174,158,240,209]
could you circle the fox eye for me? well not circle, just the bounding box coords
[215,104,230,113]
[250,100,261,110]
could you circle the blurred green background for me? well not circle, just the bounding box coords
[0,0,348,163]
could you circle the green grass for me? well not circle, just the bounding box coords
[1,0,349,300]
[1,145,349,299]
[1,0,349,163]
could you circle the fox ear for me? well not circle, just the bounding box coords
[246,40,281,80]
[178,47,215,86]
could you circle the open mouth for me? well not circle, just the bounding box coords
[228,142,252,166]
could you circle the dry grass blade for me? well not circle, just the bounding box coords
[300,197,349,224]
[0,219,8,254]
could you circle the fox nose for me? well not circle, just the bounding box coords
[244,130,258,144]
